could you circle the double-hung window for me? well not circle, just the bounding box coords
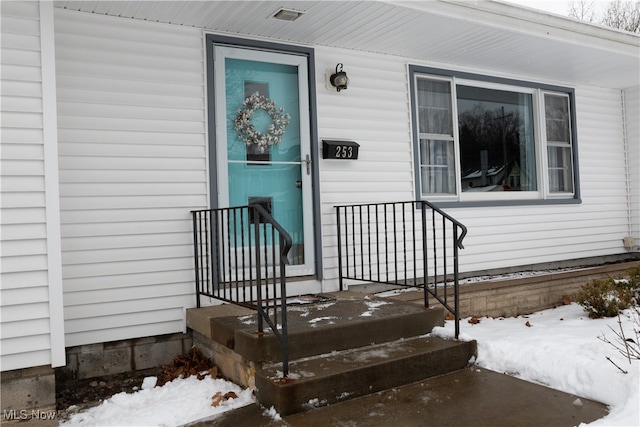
[544,94,574,193]
[410,66,578,205]
[417,78,456,195]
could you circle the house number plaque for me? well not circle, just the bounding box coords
[322,140,360,160]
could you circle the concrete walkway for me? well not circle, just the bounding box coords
[188,367,608,427]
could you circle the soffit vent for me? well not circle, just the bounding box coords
[272,8,304,21]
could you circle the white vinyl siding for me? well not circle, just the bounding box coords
[54,9,207,347]
[316,48,415,204]
[7,6,628,346]
[1,0,55,371]
[315,47,415,282]
[316,46,632,283]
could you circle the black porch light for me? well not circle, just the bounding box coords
[329,63,348,92]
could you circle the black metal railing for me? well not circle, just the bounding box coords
[192,204,292,375]
[335,201,467,337]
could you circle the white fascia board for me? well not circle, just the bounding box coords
[392,0,640,57]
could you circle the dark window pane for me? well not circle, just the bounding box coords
[457,86,537,192]
[244,81,271,163]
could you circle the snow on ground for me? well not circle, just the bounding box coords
[456,267,581,285]
[60,303,639,426]
[434,304,640,426]
[60,376,255,427]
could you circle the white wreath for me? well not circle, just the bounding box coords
[234,92,290,153]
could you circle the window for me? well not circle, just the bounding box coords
[410,66,578,205]
[544,94,574,193]
[417,79,456,194]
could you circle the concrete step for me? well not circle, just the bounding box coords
[255,335,477,416]
[191,293,445,364]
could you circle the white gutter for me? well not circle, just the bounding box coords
[621,90,637,251]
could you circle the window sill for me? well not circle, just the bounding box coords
[429,197,581,208]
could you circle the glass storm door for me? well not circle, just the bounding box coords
[213,46,314,276]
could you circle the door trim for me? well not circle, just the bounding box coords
[205,34,323,279]
[213,46,313,275]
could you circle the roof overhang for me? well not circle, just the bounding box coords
[54,0,640,89]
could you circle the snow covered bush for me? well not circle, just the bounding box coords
[575,266,640,319]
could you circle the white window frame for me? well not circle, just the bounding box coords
[415,75,458,199]
[540,91,575,198]
[410,65,579,206]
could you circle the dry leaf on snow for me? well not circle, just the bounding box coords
[211,391,238,407]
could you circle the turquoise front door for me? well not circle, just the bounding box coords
[213,46,314,276]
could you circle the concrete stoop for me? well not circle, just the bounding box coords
[231,299,446,363]
[256,336,477,415]
[187,292,477,416]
